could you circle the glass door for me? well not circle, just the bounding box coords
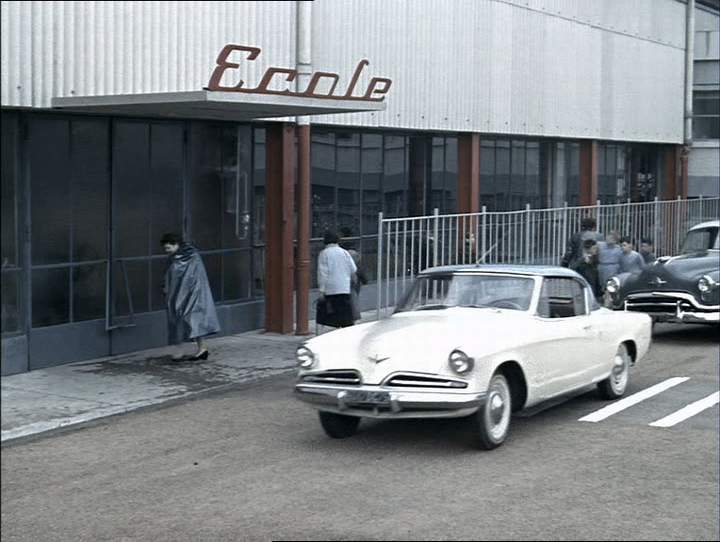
[27,115,111,368]
[108,120,184,355]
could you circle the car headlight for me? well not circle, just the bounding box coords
[698,275,717,293]
[448,349,474,375]
[296,346,316,369]
[605,277,620,294]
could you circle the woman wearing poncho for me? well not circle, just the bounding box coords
[161,233,220,360]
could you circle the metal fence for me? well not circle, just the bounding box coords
[376,196,720,318]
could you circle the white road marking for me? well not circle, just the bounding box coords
[578,377,690,423]
[648,391,720,428]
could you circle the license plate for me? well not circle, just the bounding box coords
[344,390,391,405]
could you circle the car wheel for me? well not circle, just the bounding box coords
[470,373,512,450]
[318,411,360,439]
[597,344,631,400]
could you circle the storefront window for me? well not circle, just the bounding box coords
[693,91,720,140]
[1,111,22,335]
[598,143,628,204]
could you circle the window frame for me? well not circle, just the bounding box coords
[535,276,590,319]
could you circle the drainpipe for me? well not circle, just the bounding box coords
[295,0,312,335]
[680,0,695,197]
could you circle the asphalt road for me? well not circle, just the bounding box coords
[1,324,718,541]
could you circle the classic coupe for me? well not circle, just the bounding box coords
[605,220,719,325]
[294,265,652,449]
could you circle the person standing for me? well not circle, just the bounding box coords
[561,217,603,269]
[347,248,368,323]
[597,231,623,288]
[572,239,602,300]
[619,236,646,274]
[639,237,656,264]
[317,230,357,328]
[161,233,220,360]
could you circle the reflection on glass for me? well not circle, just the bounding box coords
[73,263,106,322]
[30,117,71,265]
[396,274,535,313]
[32,268,69,327]
[1,271,20,334]
[223,251,252,301]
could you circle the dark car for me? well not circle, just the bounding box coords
[605,220,719,325]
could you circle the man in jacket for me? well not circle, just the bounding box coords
[561,217,604,269]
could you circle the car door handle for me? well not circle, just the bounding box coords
[582,325,593,331]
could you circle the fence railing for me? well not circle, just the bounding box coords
[376,196,720,318]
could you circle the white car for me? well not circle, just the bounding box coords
[295,265,652,449]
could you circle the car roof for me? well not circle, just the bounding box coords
[689,220,719,231]
[417,264,583,279]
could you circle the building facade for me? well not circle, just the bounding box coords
[690,2,720,197]
[0,0,698,374]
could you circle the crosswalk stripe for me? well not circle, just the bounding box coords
[648,391,720,428]
[578,377,690,423]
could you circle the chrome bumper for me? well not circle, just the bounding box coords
[294,383,486,419]
[623,291,719,324]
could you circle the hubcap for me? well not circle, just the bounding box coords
[611,353,628,393]
[485,378,511,441]
[489,394,505,424]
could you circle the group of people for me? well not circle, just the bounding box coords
[561,217,656,300]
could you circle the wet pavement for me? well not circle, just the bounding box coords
[1,310,380,444]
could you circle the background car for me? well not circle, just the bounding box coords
[605,220,720,325]
[295,265,652,450]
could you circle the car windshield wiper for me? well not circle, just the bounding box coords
[415,304,449,311]
[457,304,489,308]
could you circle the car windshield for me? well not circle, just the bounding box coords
[681,227,719,253]
[395,274,535,313]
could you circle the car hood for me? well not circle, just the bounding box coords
[657,251,719,278]
[304,307,530,384]
[621,250,719,294]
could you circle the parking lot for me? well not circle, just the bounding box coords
[1,324,718,541]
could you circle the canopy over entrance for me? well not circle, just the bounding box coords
[52,90,385,121]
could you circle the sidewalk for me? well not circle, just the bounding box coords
[1,310,379,444]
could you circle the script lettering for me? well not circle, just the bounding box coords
[301,72,340,97]
[343,60,369,98]
[362,77,392,101]
[249,67,298,94]
[207,45,261,91]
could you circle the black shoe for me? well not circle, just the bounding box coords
[189,350,209,361]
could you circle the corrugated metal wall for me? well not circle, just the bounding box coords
[309,0,686,142]
[1,0,686,143]
[0,1,296,106]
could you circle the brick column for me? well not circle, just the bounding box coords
[579,140,598,206]
[265,123,295,334]
[457,133,480,214]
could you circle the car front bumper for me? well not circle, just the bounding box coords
[620,291,719,324]
[294,383,486,419]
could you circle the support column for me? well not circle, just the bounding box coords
[679,146,690,198]
[457,133,480,214]
[579,140,598,206]
[663,145,685,200]
[265,123,295,334]
[295,124,311,335]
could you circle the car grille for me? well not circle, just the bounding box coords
[300,370,362,385]
[383,373,468,389]
[625,294,697,314]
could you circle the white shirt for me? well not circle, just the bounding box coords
[317,244,357,295]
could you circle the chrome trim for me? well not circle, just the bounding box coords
[381,372,468,389]
[624,292,719,323]
[300,369,362,385]
[294,383,485,419]
[625,291,719,311]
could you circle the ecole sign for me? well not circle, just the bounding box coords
[205,44,392,102]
